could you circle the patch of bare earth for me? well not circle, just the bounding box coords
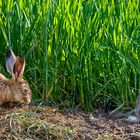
[0,104,140,140]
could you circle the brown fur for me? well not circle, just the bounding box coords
[0,73,7,80]
[0,78,31,105]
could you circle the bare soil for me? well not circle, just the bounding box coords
[0,103,140,140]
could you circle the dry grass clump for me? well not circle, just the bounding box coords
[0,107,72,140]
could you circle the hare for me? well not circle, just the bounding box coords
[0,49,31,105]
[127,94,140,123]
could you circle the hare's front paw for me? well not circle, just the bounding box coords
[127,115,140,124]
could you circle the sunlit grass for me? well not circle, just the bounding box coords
[0,0,140,111]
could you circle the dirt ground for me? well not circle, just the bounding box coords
[0,103,140,140]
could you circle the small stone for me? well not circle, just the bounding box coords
[89,114,97,122]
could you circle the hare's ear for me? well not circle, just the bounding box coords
[6,49,16,74]
[13,56,25,80]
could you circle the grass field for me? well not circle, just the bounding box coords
[0,0,140,111]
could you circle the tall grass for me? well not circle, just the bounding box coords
[0,0,140,111]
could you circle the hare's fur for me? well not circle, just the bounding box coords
[127,94,140,123]
[0,73,7,80]
[0,77,31,105]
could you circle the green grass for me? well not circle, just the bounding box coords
[0,0,140,111]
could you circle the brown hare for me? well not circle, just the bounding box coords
[127,94,140,123]
[0,49,31,105]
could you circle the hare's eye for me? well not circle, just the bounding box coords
[23,89,28,94]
